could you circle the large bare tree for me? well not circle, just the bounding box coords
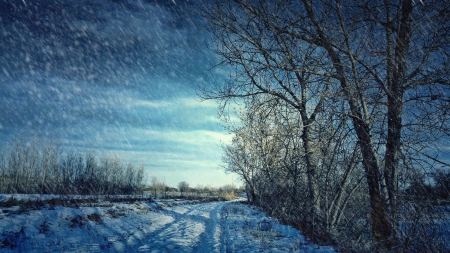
[200,0,450,250]
[199,0,341,237]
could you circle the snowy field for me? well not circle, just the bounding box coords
[0,195,337,252]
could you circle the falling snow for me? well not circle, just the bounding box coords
[0,0,232,187]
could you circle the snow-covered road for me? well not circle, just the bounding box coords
[0,198,336,252]
[126,200,336,253]
[127,201,226,252]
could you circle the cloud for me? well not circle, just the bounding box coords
[144,129,231,145]
[131,98,217,109]
[0,0,233,187]
[132,100,173,108]
[178,98,218,108]
[0,0,211,84]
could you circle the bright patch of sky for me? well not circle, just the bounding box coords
[0,0,236,187]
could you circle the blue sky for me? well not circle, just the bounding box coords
[0,0,236,187]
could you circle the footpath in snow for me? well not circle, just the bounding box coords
[0,196,337,252]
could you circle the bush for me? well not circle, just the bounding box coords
[0,143,145,195]
[222,191,236,201]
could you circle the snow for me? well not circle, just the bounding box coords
[0,195,337,252]
[220,202,336,253]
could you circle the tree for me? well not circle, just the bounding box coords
[200,0,450,250]
[150,176,159,198]
[199,0,340,236]
[178,181,190,197]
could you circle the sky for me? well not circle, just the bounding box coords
[0,0,237,187]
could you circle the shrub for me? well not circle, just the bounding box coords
[0,143,145,195]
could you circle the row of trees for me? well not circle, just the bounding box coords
[176,181,238,200]
[0,142,145,195]
[199,0,450,252]
[146,176,240,200]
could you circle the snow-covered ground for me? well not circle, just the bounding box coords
[0,196,337,252]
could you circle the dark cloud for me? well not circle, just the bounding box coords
[0,0,230,186]
[0,0,211,84]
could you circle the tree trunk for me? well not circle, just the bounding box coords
[354,119,394,249]
[334,51,395,249]
[383,0,412,241]
[301,123,320,236]
[317,28,394,248]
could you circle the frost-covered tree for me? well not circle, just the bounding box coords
[178,181,190,197]
[200,0,450,251]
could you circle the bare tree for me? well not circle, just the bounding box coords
[0,142,145,195]
[178,181,190,197]
[200,0,450,250]
[150,176,166,198]
[199,0,342,236]
[150,176,159,198]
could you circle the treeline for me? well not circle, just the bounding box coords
[0,143,144,195]
[146,176,241,201]
[199,0,450,252]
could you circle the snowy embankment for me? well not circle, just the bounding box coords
[0,195,337,252]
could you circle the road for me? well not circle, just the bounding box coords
[0,197,336,252]
[126,201,227,253]
[125,200,336,253]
